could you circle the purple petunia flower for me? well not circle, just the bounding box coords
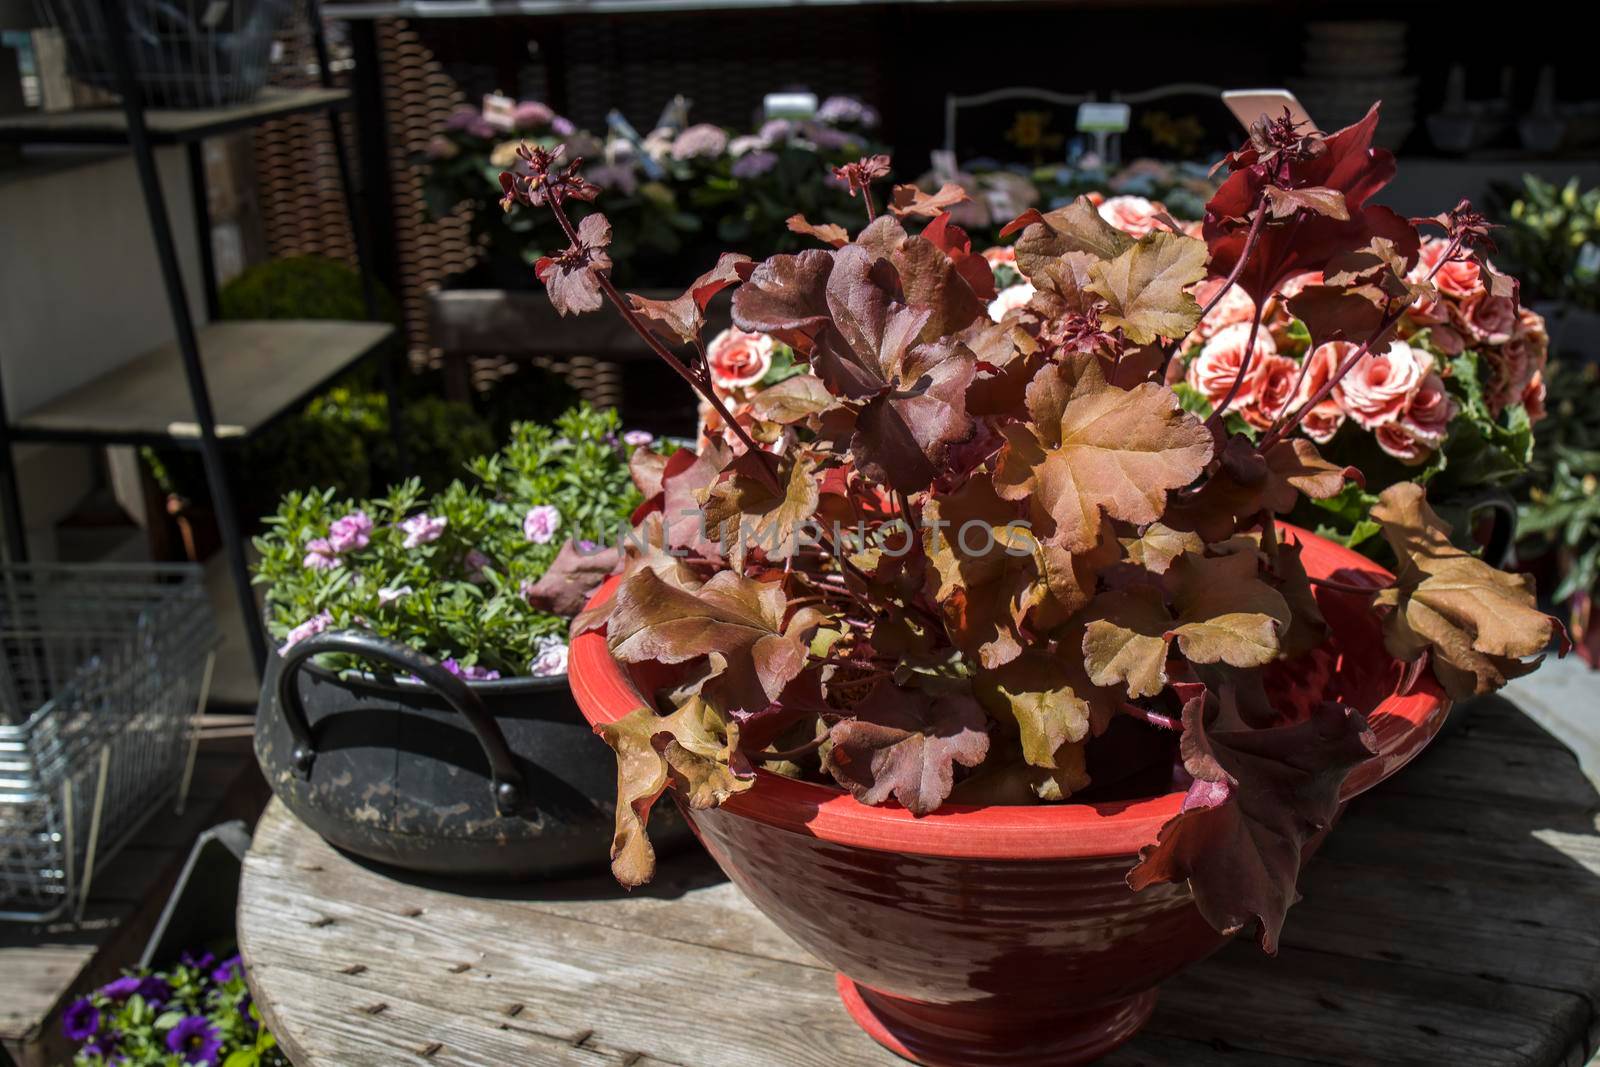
[181,950,216,971]
[137,975,172,1007]
[467,117,496,139]
[99,975,142,1001]
[211,954,243,984]
[464,548,492,582]
[576,538,600,554]
[523,505,561,545]
[62,998,99,1042]
[551,115,576,137]
[400,512,447,549]
[279,610,333,653]
[621,428,655,448]
[167,1016,222,1065]
[732,150,778,179]
[444,105,478,131]
[302,537,340,570]
[328,511,373,554]
[84,1031,120,1059]
[441,658,501,682]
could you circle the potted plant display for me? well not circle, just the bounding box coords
[504,106,1557,1063]
[251,406,691,878]
[62,952,283,1067]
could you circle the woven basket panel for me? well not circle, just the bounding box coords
[252,2,357,267]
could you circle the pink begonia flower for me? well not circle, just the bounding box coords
[1333,340,1431,429]
[529,635,569,678]
[1457,292,1518,345]
[377,585,412,607]
[1415,236,1483,299]
[1097,195,1164,237]
[1239,354,1300,431]
[981,246,1016,268]
[328,511,373,553]
[1187,321,1277,408]
[400,513,447,549]
[523,505,562,544]
[442,658,500,682]
[1523,371,1547,421]
[1295,342,1352,444]
[303,538,339,571]
[1399,372,1455,447]
[280,611,334,652]
[988,283,1035,323]
[706,328,774,389]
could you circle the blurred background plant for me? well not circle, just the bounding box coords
[420,95,885,290]
[1492,175,1600,314]
[1515,360,1600,665]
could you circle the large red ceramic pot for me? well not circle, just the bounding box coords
[568,525,1449,1066]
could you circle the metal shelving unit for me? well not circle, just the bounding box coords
[0,0,398,680]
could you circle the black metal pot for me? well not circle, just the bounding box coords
[255,629,686,879]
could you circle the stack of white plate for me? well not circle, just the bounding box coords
[1289,21,1417,148]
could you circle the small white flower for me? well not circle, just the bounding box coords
[529,635,569,678]
[377,585,412,607]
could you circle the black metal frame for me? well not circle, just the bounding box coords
[0,0,397,683]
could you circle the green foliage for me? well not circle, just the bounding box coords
[1493,175,1600,310]
[253,405,641,676]
[218,255,400,325]
[1518,361,1600,601]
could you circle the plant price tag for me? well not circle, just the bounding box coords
[1076,103,1131,134]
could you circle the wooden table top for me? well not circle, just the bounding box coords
[237,696,1600,1066]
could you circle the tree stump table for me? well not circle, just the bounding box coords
[238,695,1600,1066]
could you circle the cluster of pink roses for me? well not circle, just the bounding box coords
[1179,236,1548,466]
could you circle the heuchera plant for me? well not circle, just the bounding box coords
[504,105,1560,950]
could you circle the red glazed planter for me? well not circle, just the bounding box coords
[568,525,1450,1067]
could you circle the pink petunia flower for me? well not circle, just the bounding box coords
[328,511,373,554]
[280,610,334,652]
[523,505,562,545]
[302,538,340,571]
[400,513,447,549]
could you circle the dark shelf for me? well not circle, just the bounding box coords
[0,87,349,146]
[11,321,395,446]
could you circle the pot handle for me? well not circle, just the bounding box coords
[272,630,525,817]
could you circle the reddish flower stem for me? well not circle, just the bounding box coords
[1259,234,1464,451]
[547,199,785,493]
[1207,298,1267,427]
[860,184,878,225]
[1120,701,1181,731]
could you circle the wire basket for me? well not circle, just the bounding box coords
[33,0,295,110]
[0,564,219,923]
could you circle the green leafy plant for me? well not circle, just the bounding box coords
[218,254,400,325]
[253,405,643,678]
[1493,175,1600,311]
[505,104,1557,952]
[62,951,283,1067]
